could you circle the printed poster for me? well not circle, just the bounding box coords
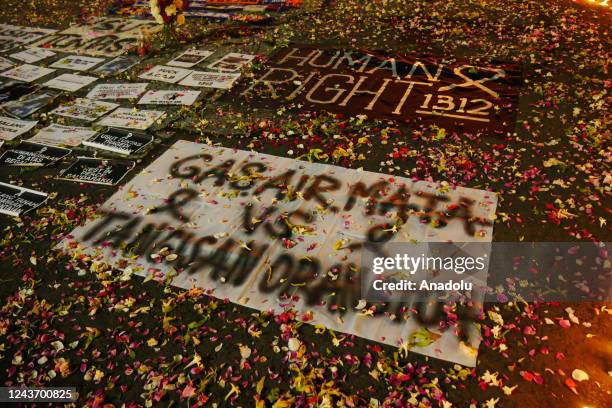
[29,123,97,147]
[9,48,56,64]
[0,141,71,166]
[58,157,135,185]
[86,83,148,100]
[167,49,213,68]
[51,98,118,122]
[96,107,166,130]
[1,90,61,118]
[138,65,192,84]
[1,64,56,83]
[43,73,98,92]
[179,71,241,89]
[137,90,200,106]
[92,56,139,76]
[0,116,37,141]
[50,55,105,72]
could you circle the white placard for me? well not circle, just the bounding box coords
[51,98,118,122]
[9,48,56,64]
[179,71,241,89]
[207,52,255,72]
[138,65,192,84]
[86,83,148,100]
[0,116,37,141]
[43,73,97,92]
[60,141,498,366]
[50,55,105,71]
[137,90,201,106]
[167,49,213,68]
[96,107,166,130]
[1,64,56,83]
[29,123,98,147]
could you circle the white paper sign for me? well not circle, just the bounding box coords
[51,98,118,122]
[9,48,56,64]
[0,116,37,141]
[207,53,255,72]
[167,49,213,68]
[50,55,105,71]
[43,73,97,92]
[87,83,148,100]
[1,64,56,83]
[29,123,97,147]
[137,90,201,106]
[179,71,241,89]
[138,65,192,84]
[96,107,166,130]
[60,141,498,366]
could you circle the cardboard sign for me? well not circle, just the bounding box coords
[138,65,192,84]
[58,157,135,185]
[237,45,522,134]
[51,98,118,122]
[0,24,57,53]
[87,83,148,100]
[43,73,98,92]
[1,64,56,83]
[208,53,255,72]
[83,127,153,155]
[179,71,241,89]
[30,18,160,57]
[60,140,498,366]
[0,116,37,141]
[96,107,166,130]
[1,90,61,118]
[167,49,214,68]
[0,141,71,166]
[93,56,138,76]
[9,48,56,64]
[137,90,201,106]
[29,123,97,147]
[0,181,48,217]
[50,55,105,72]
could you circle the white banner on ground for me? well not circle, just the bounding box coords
[30,18,159,57]
[60,141,497,366]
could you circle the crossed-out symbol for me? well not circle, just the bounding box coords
[438,65,506,99]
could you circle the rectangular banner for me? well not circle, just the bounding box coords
[29,18,160,57]
[0,24,57,53]
[60,141,497,366]
[29,124,97,147]
[237,45,522,134]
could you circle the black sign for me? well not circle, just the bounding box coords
[58,157,135,185]
[0,181,48,217]
[0,142,71,166]
[82,128,153,155]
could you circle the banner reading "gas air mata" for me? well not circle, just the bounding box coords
[235,45,521,134]
[61,141,497,366]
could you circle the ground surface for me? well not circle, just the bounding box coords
[0,0,610,407]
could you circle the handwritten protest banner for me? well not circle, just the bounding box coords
[237,45,522,134]
[30,18,159,57]
[61,141,497,366]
